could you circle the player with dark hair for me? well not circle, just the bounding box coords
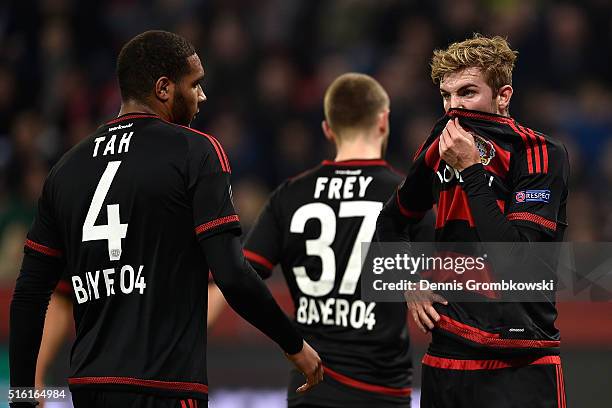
[376,34,569,407]
[244,73,433,408]
[9,30,322,408]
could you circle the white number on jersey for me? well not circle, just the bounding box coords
[82,161,128,261]
[289,201,383,297]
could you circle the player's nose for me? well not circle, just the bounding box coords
[449,95,463,109]
[198,90,207,103]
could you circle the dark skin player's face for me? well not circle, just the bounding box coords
[172,54,207,126]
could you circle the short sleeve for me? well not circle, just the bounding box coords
[55,272,73,298]
[505,140,569,237]
[25,175,65,259]
[243,186,284,279]
[185,128,242,241]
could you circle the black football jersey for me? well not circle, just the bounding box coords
[244,159,432,406]
[384,108,569,359]
[24,113,240,399]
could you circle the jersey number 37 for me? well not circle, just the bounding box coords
[290,201,382,297]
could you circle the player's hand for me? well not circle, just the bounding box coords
[404,288,448,333]
[285,340,324,393]
[439,118,481,171]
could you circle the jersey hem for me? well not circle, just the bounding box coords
[68,376,208,399]
[436,314,561,349]
[422,353,561,370]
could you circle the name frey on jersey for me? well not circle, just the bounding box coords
[314,176,373,200]
[72,264,146,304]
[93,130,134,157]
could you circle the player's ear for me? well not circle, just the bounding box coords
[322,120,335,143]
[496,85,513,116]
[154,77,174,102]
[378,109,390,136]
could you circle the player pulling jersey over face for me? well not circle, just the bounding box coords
[376,35,569,408]
[245,74,433,408]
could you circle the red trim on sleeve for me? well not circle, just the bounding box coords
[195,215,240,235]
[55,280,72,296]
[422,354,561,370]
[323,365,411,397]
[243,249,274,270]
[180,126,231,173]
[180,401,187,408]
[68,376,208,394]
[507,212,557,231]
[436,314,560,349]
[396,191,426,219]
[24,239,63,258]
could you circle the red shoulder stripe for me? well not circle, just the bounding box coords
[508,121,534,174]
[180,126,230,173]
[25,239,63,258]
[525,127,549,174]
[520,125,542,173]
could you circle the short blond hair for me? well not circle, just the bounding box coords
[430,34,518,92]
[324,73,389,135]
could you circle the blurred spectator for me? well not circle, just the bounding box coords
[0,0,610,282]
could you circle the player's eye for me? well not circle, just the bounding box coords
[441,93,450,100]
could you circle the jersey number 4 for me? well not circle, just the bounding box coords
[290,201,382,297]
[82,161,128,261]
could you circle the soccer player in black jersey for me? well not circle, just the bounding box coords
[376,35,569,407]
[244,73,433,408]
[9,30,323,408]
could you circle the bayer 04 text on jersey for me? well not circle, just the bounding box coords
[296,296,376,331]
[71,264,146,304]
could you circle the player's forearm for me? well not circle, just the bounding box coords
[10,253,62,388]
[206,283,226,328]
[461,163,540,242]
[35,293,72,386]
[202,232,303,354]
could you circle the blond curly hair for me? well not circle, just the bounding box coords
[430,34,518,92]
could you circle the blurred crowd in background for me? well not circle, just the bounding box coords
[1,0,611,281]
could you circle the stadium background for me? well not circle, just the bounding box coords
[0,0,611,406]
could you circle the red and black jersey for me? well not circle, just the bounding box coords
[244,160,433,407]
[24,113,240,400]
[379,108,569,359]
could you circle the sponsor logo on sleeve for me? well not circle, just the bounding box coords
[515,189,550,203]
